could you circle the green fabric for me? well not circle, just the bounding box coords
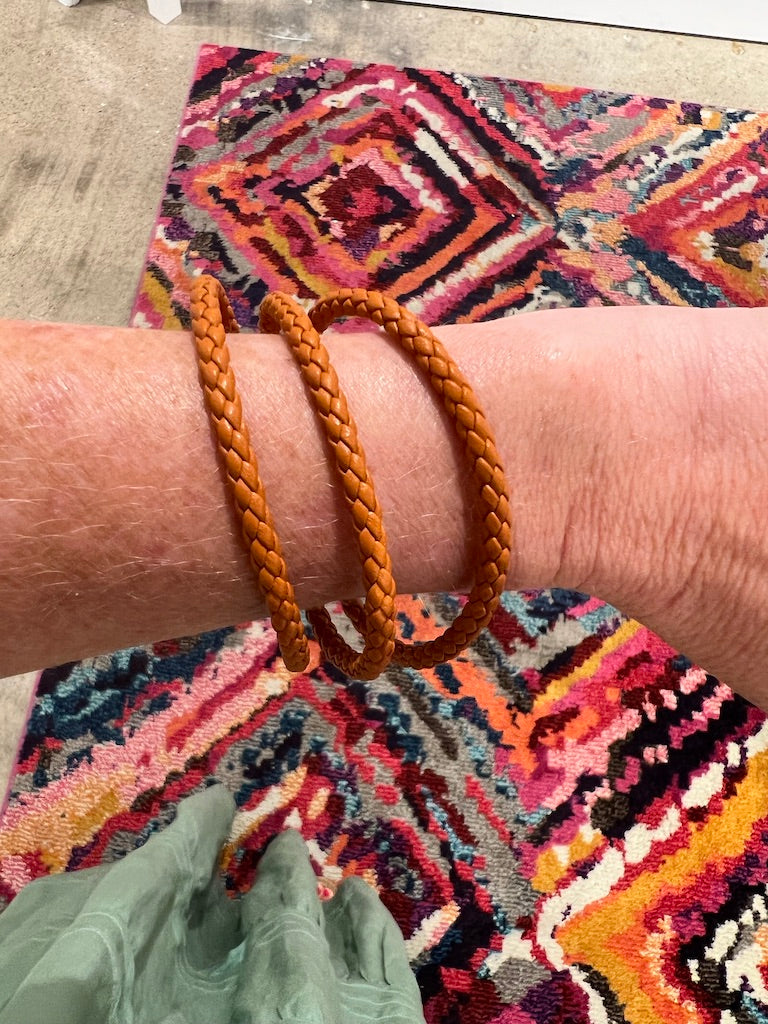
[0,785,426,1024]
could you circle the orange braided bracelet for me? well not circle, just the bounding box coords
[190,276,310,673]
[190,274,511,680]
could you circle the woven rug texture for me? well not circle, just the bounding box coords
[3,45,768,1023]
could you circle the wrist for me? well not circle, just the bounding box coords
[9,303,766,695]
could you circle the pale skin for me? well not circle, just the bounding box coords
[2,305,768,708]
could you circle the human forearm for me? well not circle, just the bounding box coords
[564,304,768,706]
[0,312,582,676]
[3,307,768,709]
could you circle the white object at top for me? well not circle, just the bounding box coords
[56,0,182,23]
[147,0,182,23]
[393,0,768,45]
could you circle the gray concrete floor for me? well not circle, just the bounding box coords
[2,0,768,803]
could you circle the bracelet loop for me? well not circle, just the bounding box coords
[309,289,512,669]
[190,274,512,679]
[191,275,310,672]
[259,291,397,681]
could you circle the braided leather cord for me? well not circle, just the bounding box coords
[190,275,310,673]
[190,274,512,678]
[309,290,512,669]
[259,292,397,680]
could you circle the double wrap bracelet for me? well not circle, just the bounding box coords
[190,274,512,680]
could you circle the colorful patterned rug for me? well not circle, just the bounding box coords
[3,45,768,1023]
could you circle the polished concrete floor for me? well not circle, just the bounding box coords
[2,0,768,803]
